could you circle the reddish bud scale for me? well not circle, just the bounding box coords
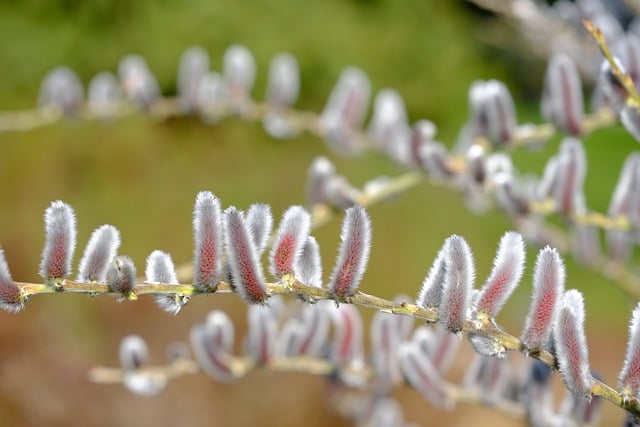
[0,248,23,313]
[269,206,311,278]
[521,247,565,351]
[554,290,592,399]
[193,192,223,291]
[39,200,77,282]
[328,206,371,299]
[475,231,525,318]
[618,303,640,399]
[438,235,475,333]
[224,207,267,304]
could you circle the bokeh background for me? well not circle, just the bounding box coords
[0,0,638,426]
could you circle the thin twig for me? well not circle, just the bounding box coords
[14,276,640,417]
[584,20,640,109]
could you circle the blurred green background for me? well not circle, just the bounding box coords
[0,0,638,426]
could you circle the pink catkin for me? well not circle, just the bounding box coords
[193,192,222,291]
[521,247,565,350]
[269,206,311,278]
[438,235,474,333]
[554,290,592,399]
[39,200,76,282]
[0,248,22,313]
[618,303,640,398]
[328,205,371,299]
[475,231,525,318]
[225,207,267,304]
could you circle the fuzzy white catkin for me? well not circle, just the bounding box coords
[618,303,640,399]
[245,203,273,256]
[416,242,448,309]
[328,205,371,298]
[119,335,149,371]
[521,247,565,350]
[106,256,137,295]
[39,200,77,282]
[295,236,323,288]
[224,207,267,304]
[0,248,22,313]
[77,225,120,283]
[146,250,186,315]
[269,206,311,278]
[192,191,223,291]
[554,290,592,399]
[437,235,475,333]
[475,231,525,318]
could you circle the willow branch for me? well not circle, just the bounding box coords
[13,275,640,417]
[89,351,525,419]
[584,20,640,109]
